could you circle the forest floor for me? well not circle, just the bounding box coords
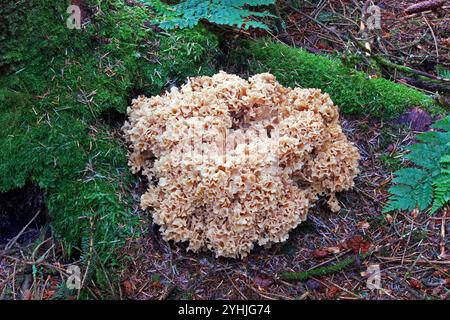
[115,0,450,300]
[2,114,448,300]
[272,0,450,78]
[117,115,449,300]
[1,0,449,300]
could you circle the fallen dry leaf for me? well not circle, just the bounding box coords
[253,275,273,289]
[313,249,330,258]
[327,246,341,254]
[442,38,450,48]
[385,214,393,224]
[312,246,341,258]
[121,280,135,296]
[43,289,56,300]
[408,278,423,290]
[326,286,340,298]
[345,236,372,254]
[356,221,370,230]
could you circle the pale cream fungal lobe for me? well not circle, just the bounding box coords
[123,71,360,258]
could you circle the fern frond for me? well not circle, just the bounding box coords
[223,0,275,6]
[383,168,433,213]
[416,131,450,145]
[142,0,275,30]
[384,115,450,214]
[431,155,450,213]
[405,142,446,173]
[432,116,450,132]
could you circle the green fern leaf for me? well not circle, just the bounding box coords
[142,0,275,30]
[432,116,450,132]
[383,168,433,212]
[431,155,450,213]
[417,131,450,145]
[384,115,450,214]
[405,142,446,173]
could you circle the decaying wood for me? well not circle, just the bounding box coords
[348,33,450,93]
[436,93,450,107]
[398,107,433,132]
[403,76,450,94]
[405,0,447,15]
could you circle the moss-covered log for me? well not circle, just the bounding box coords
[238,40,443,119]
[0,0,219,274]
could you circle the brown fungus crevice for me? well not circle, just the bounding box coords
[123,71,360,258]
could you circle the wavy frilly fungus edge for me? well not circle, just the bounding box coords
[123,72,360,258]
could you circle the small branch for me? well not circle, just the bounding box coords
[422,14,439,62]
[435,93,450,108]
[384,271,425,300]
[402,77,450,94]
[348,33,450,92]
[270,1,285,35]
[405,0,446,15]
[286,4,346,45]
[4,210,41,251]
[376,256,450,265]
[438,207,449,260]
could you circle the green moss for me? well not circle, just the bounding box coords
[239,40,442,119]
[0,0,219,287]
[280,252,372,282]
[379,153,403,172]
[411,230,428,243]
[151,274,162,283]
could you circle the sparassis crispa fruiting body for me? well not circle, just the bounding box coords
[123,72,360,258]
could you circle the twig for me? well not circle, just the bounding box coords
[405,0,446,15]
[158,284,176,300]
[438,207,448,260]
[2,255,70,274]
[228,274,247,299]
[384,270,425,299]
[377,256,450,265]
[422,14,439,63]
[311,276,360,299]
[287,4,346,45]
[241,281,278,300]
[349,33,450,85]
[5,210,41,251]
[401,221,414,265]
[359,0,373,55]
[307,249,352,271]
[402,76,450,94]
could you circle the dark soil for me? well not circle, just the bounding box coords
[0,182,47,245]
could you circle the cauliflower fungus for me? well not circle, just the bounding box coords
[123,71,360,258]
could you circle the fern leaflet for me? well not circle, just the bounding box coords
[140,0,276,30]
[384,115,450,214]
